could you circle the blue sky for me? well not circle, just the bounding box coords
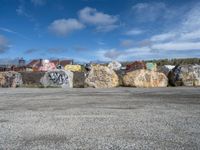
[0,0,200,63]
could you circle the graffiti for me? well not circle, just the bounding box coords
[40,70,73,88]
[48,72,69,85]
[193,65,200,78]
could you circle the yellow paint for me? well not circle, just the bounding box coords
[64,65,83,72]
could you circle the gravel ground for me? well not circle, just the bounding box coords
[0,87,200,150]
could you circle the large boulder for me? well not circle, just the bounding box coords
[123,69,168,88]
[40,70,73,88]
[20,72,45,87]
[108,61,122,71]
[85,65,119,88]
[0,71,23,88]
[168,65,200,86]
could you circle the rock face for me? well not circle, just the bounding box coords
[108,61,122,71]
[85,65,119,88]
[168,65,200,86]
[0,71,23,88]
[126,61,146,72]
[73,72,85,88]
[40,70,73,88]
[123,69,168,88]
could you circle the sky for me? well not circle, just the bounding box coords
[0,0,200,63]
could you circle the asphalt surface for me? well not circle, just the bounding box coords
[0,87,200,150]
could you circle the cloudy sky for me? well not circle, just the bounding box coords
[0,0,200,63]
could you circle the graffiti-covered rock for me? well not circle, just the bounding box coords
[160,65,175,76]
[123,69,168,88]
[64,65,83,72]
[168,65,200,86]
[146,62,157,71]
[0,71,23,88]
[126,61,146,72]
[85,65,119,88]
[40,70,73,88]
[108,61,122,71]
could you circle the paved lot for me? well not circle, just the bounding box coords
[0,87,200,150]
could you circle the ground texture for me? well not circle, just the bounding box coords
[0,87,200,150]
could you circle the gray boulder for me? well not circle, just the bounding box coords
[40,70,73,88]
[168,65,200,86]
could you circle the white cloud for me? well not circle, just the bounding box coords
[150,33,176,42]
[125,29,144,36]
[31,0,46,6]
[79,7,118,25]
[0,35,10,53]
[48,19,85,36]
[78,7,119,32]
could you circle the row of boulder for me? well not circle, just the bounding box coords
[0,61,200,88]
[85,64,167,88]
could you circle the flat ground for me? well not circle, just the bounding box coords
[0,87,200,150]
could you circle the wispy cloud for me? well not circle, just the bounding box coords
[0,27,29,40]
[31,0,46,6]
[125,29,145,36]
[120,39,135,47]
[73,46,88,52]
[16,0,32,18]
[93,2,200,61]
[24,48,39,54]
[149,2,200,51]
[48,18,85,36]
[0,35,10,54]
[132,2,167,22]
[150,33,176,42]
[47,48,68,53]
[0,58,19,65]
[96,47,151,61]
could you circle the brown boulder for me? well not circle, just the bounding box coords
[123,69,168,88]
[85,65,119,88]
[126,61,146,72]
